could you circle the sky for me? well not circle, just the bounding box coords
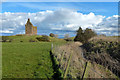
[0,2,119,38]
[2,0,120,2]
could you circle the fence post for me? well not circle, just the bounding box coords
[51,43,53,51]
[64,52,73,78]
[59,51,65,66]
[81,62,88,80]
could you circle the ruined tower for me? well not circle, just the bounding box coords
[25,18,37,35]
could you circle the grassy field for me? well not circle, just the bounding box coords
[2,35,119,78]
[1,35,65,43]
[2,35,67,78]
[2,42,54,78]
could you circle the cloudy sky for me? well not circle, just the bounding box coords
[1,2,118,37]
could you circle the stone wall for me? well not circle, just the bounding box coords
[33,26,37,35]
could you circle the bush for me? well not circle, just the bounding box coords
[29,38,37,42]
[9,39,13,42]
[64,38,72,42]
[74,27,97,43]
[84,28,97,43]
[2,36,9,42]
[20,41,23,42]
[74,27,85,43]
[15,34,24,36]
[36,35,50,42]
[49,33,58,38]
[49,33,55,37]
[2,36,13,42]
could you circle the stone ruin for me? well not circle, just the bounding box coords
[25,18,37,35]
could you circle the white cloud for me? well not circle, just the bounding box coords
[0,30,13,33]
[94,15,118,36]
[0,8,118,36]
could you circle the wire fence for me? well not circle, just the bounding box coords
[51,43,119,79]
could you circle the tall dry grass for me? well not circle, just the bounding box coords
[89,35,119,42]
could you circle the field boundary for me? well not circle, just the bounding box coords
[50,50,63,79]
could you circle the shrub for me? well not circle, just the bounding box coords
[9,39,13,42]
[20,40,23,42]
[2,36,9,42]
[64,38,72,42]
[99,34,106,36]
[74,27,85,43]
[15,34,24,36]
[29,38,37,42]
[36,35,50,42]
[84,28,97,43]
[74,27,97,43]
[49,33,58,38]
[49,33,55,37]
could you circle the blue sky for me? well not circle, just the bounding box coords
[2,2,118,17]
[1,2,118,37]
[3,0,120,2]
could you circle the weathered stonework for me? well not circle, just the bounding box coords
[25,18,37,35]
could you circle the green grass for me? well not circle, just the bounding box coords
[2,35,67,78]
[2,42,54,78]
[0,42,2,79]
[3,35,65,43]
[2,35,119,78]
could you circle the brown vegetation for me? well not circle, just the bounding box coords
[2,36,13,42]
[36,35,50,42]
[89,35,119,42]
[53,42,117,78]
[82,36,120,78]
